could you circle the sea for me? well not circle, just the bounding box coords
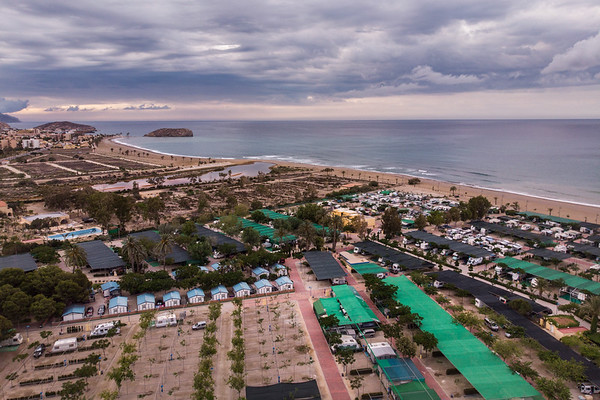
[13,120,600,206]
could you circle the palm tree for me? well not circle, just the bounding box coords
[581,296,600,334]
[64,244,88,273]
[154,234,174,270]
[121,236,148,273]
[327,214,344,252]
[535,278,549,298]
[296,221,316,251]
[450,186,457,196]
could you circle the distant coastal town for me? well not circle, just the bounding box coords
[0,121,599,399]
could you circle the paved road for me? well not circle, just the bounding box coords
[436,270,600,386]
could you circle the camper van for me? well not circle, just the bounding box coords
[90,321,120,338]
[484,317,499,332]
[51,337,78,353]
[155,313,177,328]
[0,333,23,348]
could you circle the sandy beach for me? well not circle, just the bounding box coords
[97,137,600,223]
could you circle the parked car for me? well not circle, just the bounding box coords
[97,305,106,316]
[192,321,207,330]
[579,382,600,394]
[484,317,499,332]
[33,343,46,358]
[85,307,94,318]
[155,300,164,308]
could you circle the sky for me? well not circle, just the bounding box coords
[1,0,600,120]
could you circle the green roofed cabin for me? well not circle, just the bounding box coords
[384,275,542,400]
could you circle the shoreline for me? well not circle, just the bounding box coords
[97,137,600,223]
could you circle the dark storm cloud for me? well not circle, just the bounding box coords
[0,97,29,113]
[1,0,599,106]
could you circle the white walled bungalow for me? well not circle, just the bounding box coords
[270,263,288,276]
[211,285,229,301]
[274,276,294,291]
[233,282,251,297]
[164,291,181,307]
[137,293,155,311]
[254,279,273,294]
[252,267,269,279]
[108,296,128,315]
[101,281,120,298]
[187,288,205,304]
[62,304,85,321]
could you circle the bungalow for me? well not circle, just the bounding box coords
[252,267,269,279]
[211,285,229,301]
[274,276,294,291]
[254,279,273,295]
[199,266,209,273]
[187,288,205,304]
[101,281,120,298]
[164,291,181,307]
[233,282,251,297]
[108,296,128,315]
[211,263,221,271]
[270,263,288,277]
[137,293,155,311]
[62,304,85,321]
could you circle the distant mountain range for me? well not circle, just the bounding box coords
[0,113,20,123]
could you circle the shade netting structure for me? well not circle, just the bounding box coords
[384,276,542,400]
[259,209,329,233]
[351,262,387,275]
[331,284,379,325]
[313,297,352,325]
[496,257,600,295]
[390,381,441,400]
[239,218,296,243]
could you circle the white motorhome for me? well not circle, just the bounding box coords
[155,313,177,328]
[0,333,23,347]
[51,337,78,353]
[90,321,120,338]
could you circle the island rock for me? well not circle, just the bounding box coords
[34,121,97,133]
[144,128,193,137]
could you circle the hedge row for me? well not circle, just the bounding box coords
[19,376,53,386]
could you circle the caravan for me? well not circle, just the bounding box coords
[155,312,177,328]
[0,333,23,348]
[51,337,78,353]
[90,321,120,338]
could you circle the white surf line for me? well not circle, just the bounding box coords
[82,159,120,169]
[47,162,80,174]
[1,164,30,178]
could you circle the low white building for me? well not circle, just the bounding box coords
[137,293,155,311]
[163,291,181,307]
[274,276,294,291]
[187,288,205,304]
[109,296,128,315]
[253,279,273,295]
[62,304,85,322]
[233,282,251,297]
[211,285,228,301]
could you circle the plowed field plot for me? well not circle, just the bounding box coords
[54,160,112,173]
[13,163,76,178]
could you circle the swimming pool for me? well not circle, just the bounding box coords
[48,227,102,241]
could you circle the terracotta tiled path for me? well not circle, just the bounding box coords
[287,259,351,400]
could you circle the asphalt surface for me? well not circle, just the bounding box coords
[434,270,600,386]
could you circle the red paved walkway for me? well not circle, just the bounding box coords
[286,259,351,400]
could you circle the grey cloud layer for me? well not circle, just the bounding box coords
[1,0,599,105]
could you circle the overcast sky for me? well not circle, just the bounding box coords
[1,0,600,120]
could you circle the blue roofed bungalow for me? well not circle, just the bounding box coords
[109,296,128,315]
[211,285,229,301]
[62,304,85,321]
[254,279,273,294]
[211,263,221,271]
[252,267,269,279]
[164,290,181,307]
[233,281,251,297]
[271,263,288,276]
[137,293,155,311]
[187,288,205,304]
[275,276,294,291]
[101,281,120,297]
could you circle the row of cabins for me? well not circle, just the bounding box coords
[63,276,294,320]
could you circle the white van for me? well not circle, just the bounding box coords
[362,329,376,338]
[484,317,499,332]
[0,333,23,348]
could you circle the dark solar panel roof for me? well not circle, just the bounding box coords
[471,220,554,245]
[434,270,599,386]
[526,248,571,261]
[77,240,126,270]
[0,253,37,272]
[129,230,191,264]
[587,234,600,243]
[404,230,494,258]
[195,224,245,253]
[304,251,347,280]
[354,240,434,270]
[246,380,321,400]
[580,222,600,232]
[568,242,600,258]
